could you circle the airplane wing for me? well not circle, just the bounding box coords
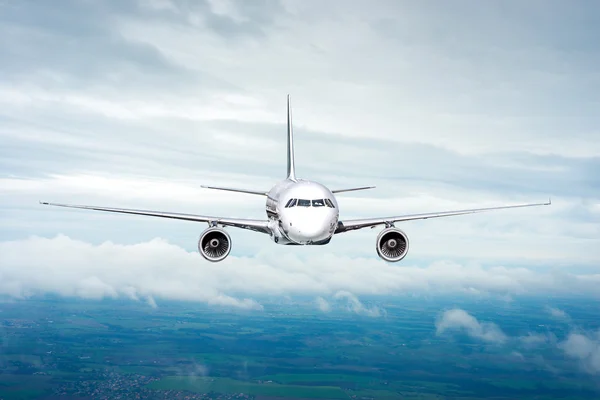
[40,201,271,234]
[334,200,551,234]
[331,186,376,194]
[200,185,267,196]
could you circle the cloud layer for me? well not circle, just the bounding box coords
[1,235,600,309]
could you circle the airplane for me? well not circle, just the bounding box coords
[40,95,551,262]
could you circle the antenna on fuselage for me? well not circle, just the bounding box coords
[286,94,297,181]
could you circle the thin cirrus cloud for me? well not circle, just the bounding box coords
[0,0,599,304]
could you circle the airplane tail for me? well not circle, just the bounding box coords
[287,94,297,181]
[201,95,298,196]
[202,95,375,196]
[285,95,375,193]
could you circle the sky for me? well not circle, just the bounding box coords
[1,1,600,309]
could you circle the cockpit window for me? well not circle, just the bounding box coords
[297,199,311,207]
[312,199,325,207]
[286,198,335,208]
[285,198,296,208]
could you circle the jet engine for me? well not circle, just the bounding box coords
[198,227,232,262]
[376,227,409,262]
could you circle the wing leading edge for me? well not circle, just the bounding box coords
[335,199,551,234]
[200,185,267,196]
[331,186,376,194]
[39,202,271,234]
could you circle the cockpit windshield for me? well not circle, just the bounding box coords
[297,199,311,207]
[285,198,335,208]
[312,199,325,207]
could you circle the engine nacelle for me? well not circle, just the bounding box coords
[198,227,232,262]
[376,227,409,262]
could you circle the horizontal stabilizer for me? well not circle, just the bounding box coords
[331,186,376,194]
[201,185,267,196]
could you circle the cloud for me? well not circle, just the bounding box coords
[434,307,600,376]
[146,295,158,309]
[435,309,507,344]
[559,332,600,374]
[314,296,331,313]
[2,235,600,311]
[518,332,557,349]
[333,291,383,317]
[0,235,265,310]
[546,306,570,320]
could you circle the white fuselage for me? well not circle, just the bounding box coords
[265,179,339,245]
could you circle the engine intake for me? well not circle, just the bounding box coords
[198,227,232,262]
[376,227,409,262]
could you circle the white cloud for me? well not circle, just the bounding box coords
[0,235,264,310]
[435,309,507,344]
[1,235,600,311]
[434,308,600,376]
[146,295,158,309]
[559,332,600,374]
[546,306,569,320]
[314,296,331,313]
[518,332,556,348]
[333,291,383,317]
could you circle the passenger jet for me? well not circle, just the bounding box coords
[41,95,551,262]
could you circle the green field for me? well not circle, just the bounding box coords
[148,376,349,398]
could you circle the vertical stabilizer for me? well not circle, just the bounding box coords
[286,94,297,181]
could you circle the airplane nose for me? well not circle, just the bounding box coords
[285,214,331,243]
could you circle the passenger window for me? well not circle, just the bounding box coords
[285,198,296,208]
[297,199,311,207]
[312,199,325,207]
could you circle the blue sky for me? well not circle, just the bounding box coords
[1,1,599,307]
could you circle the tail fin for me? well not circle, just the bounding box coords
[286,94,297,181]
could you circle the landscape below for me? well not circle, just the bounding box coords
[0,295,598,400]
